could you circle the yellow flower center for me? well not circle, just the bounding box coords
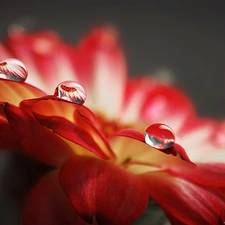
[96,114,130,137]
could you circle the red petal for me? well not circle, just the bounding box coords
[23,170,95,225]
[221,210,225,224]
[0,42,12,59]
[0,79,45,106]
[0,103,23,149]
[75,27,127,119]
[170,163,225,187]
[34,113,112,159]
[164,143,193,163]
[112,129,193,163]
[177,118,220,161]
[20,96,98,127]
[122,78,194,130]
[142,80,194,128]
[109,135,196,175]
[4,103,74,166]
[122,78,155,123]
[59,156,149,225]
[0,80,45,149]
[142,171,225,225]
[6,30,79,92]
[20,97,114,159]
[112,128,144,142]
[213,120,225,148]
[6,27,128,120]
[179,117,216,137]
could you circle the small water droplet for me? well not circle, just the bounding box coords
[0,58,28,82]
[54,81,86,104]
[144,123,175,149]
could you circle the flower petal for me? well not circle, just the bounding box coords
[0,43,12,59]
[20,97,114,159]
[76,27,127,119]
[0,79,45,106]
[142,171,225,225]
[23,170,94,225]
[6,27,128,119]
[177,117,219,161]
[170,162,225,187]
[0,77,45,150]
[20,96,98,126]
[112,129,193,163]
[213,120,225,148]
[0,103,23,149]
[122,78,155,124]
[112,128,144,142]
[141,81,194,131]
[122,78,194,131]
[164,143,192,163]
[6,30,78,92]
[110,135,195,174]
[34,113,112,159]
[59,155,149,225]
[4,103,74,166]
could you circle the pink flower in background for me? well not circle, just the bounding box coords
[0,27,225,225]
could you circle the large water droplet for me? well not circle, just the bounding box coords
[54,81,86,104]
[144,123,175,149]
[0,58,28,82]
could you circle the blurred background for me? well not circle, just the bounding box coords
[1,0,225,118]
[1,0,225,224]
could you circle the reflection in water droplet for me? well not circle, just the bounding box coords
[0,58,28,82]
[144,123,175,150]
[54,81,86,105]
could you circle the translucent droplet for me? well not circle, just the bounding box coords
[144,123,175,149]
[54,81,86,104]
[0,58,28,82]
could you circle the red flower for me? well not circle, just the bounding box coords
[0,27,225,225]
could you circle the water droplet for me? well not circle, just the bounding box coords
[144,123,175,149]
[0,58,28,82]
[54,81,86,104]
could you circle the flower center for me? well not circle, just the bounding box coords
[97,114,130,137]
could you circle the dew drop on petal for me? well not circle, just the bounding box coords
[54,80,86,105]
[0,58,28,82]
[144,123,175,150]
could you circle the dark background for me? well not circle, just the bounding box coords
[1,1,225,224]
[1,0,225,118]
